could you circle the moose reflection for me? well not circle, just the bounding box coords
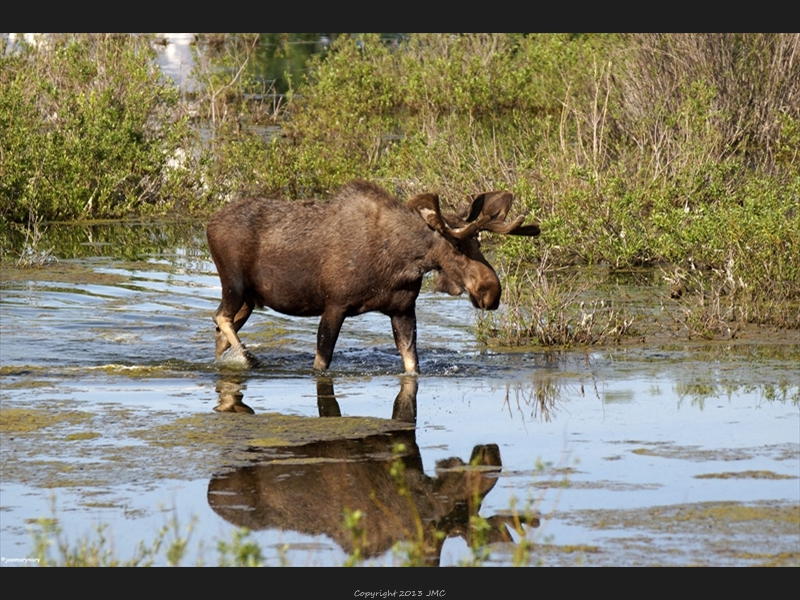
[207,377,538,564]
[211,375,417,421]
[213,376,255,414]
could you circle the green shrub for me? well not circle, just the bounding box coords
[0,34,193,222]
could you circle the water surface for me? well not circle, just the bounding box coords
[1,221,798,566]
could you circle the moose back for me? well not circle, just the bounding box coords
[206,180,539,372]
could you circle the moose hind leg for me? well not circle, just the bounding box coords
[391,310,419,374]
[214,296,255,359]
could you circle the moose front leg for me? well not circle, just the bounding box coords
[314,309,346,370]
[391,309,419,374]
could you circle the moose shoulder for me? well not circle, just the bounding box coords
[206,180,539,372]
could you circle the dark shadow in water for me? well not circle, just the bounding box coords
[315,376,417,422]
[208,376,539,565]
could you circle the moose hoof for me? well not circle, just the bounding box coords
[218,344,260,368]
[241,349,260,368]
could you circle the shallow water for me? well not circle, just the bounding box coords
[1,221,798,566]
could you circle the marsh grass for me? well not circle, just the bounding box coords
[12,217,56,268]
[27,503,270,567]
[663,255,800,339]
[30,506,196,567]
[664,264,746,340]
[216,527,265,567]
[476,252,636,347]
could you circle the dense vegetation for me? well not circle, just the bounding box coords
[2,33,798,337]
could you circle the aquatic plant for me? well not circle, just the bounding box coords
[216,527,264,567]
[9,213,56,268]
[29,505,196,567]
[475,251,637,347]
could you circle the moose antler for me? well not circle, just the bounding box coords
[464,191,541,237]
[409,190,539,239]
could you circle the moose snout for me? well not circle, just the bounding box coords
[470,281,501,311]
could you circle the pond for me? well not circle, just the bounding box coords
[1,221,798,567]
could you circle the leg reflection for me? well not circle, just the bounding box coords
[214,377,254,413]
[316,377,342,417]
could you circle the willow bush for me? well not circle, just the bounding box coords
[0,34,194,223]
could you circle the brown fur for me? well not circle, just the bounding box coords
[206,180,539,371]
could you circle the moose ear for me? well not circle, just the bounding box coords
[408,193,447,232]
[433,271,463,296]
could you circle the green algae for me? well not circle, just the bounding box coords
[535,479,661,491]
[673,503,799,525]
[550,544,600,554]
[0,261,129,286]
[629,442,798,462]
[133,412,414,450]
[63,432,102,442]
[557,501,800,566]
[0,378,58,390]
[695,470,797,480]
[239,320,294,347]
[0,407,92,434]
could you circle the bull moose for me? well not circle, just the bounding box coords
[206,180,539,371]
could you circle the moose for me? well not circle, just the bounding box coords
[206,180,539,372]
